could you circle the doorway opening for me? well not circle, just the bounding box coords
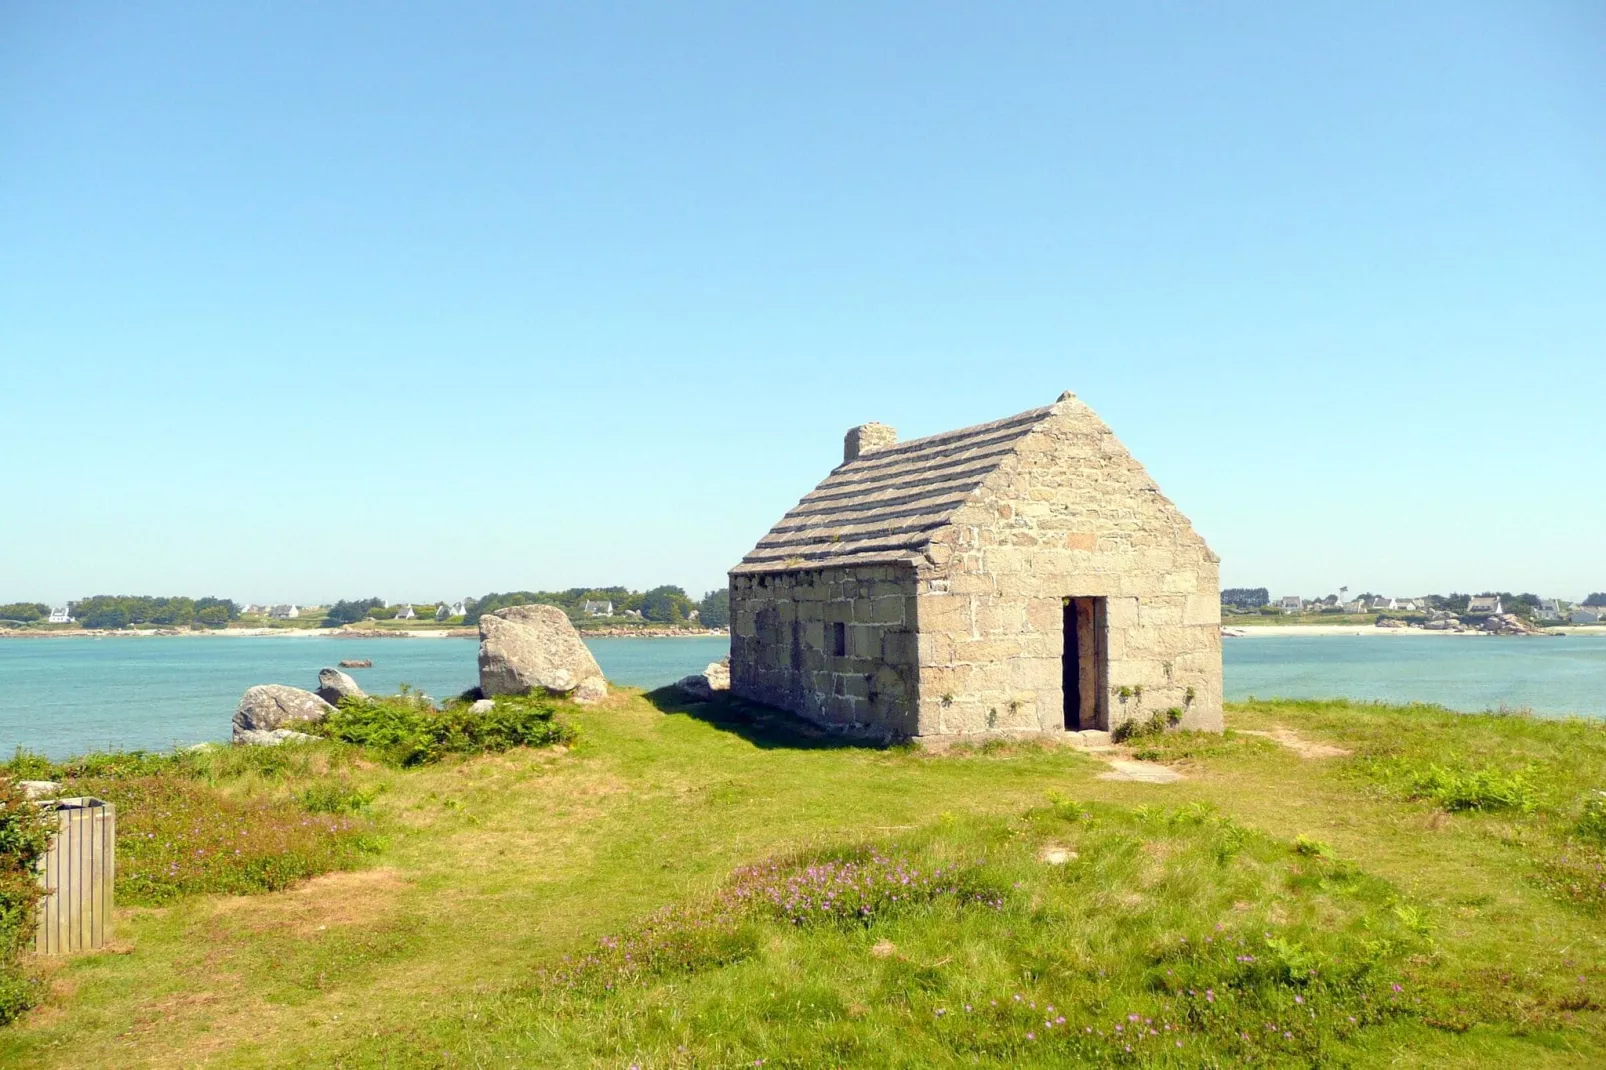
[1062,597,1109,731]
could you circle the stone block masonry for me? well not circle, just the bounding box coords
[729,393,1222,740]
[730,565,920,736]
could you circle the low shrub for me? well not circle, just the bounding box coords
[544,848,1002,993]
[1528,793,1606,914]
[1111,707,1183,744]
[729,849,1003,927]
[311,693,576,766]
[299,779,378,815]
[3,748,181,782]
[0,779,51,1025]
[1367,759,1538,814]
[1293,834,1336,859]
[1129,729,1278,764]
[5,741,364,787]
[1531,843,1606,914]
[1577,792,1606,845]
[69,776,375,904]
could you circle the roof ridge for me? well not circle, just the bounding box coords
[835,404,1055,468]
[733,399,1062,575]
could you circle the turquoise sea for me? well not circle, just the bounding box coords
[0,634,1601,758]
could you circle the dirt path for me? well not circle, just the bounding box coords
[1097,759,1185,783]
[1238,727,1350,759]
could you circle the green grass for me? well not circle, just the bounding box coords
[518,801,1429,1066]
[2,693,1604,1067]
[3,745,385,908]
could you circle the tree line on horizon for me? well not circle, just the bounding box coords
[3,587,733,631]
[319,587,729,628]
[0,596,241,629]
[460,586,728,629]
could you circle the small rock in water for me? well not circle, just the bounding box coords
[338,659,372,669]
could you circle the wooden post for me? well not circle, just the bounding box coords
[34,797,115,955]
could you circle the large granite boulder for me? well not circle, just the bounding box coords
[233,684,334,744]
[676,658,731,701]
[315,667,366,706]
[478,604,608,702]
[572,676,608,705]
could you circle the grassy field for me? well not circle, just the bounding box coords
[2,692,1604,1067]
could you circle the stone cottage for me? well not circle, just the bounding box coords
[728,392,1222,740]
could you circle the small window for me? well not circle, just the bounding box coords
[832,621,847,657]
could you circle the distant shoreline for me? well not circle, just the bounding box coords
[1227,623,1606,638]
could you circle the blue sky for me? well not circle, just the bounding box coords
[2,2,1602,605]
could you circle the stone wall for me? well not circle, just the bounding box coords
[912,400,1223,737]
[729,564,920,735]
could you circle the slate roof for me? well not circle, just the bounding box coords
[732,404,1057,575]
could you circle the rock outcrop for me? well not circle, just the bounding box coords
[478,604,608,703]
[676,658,732,701]
[233,684,334,745]
[1482,613,1539,636]
[234,728,318,747]
[573,676,609,705]
[315,667,366,706]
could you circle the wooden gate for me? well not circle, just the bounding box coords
[34,797,115,955]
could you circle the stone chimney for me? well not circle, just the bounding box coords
[843,422,897,463]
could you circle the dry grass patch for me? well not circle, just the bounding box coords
[1239,726,1352,759]
[213,867,408,937]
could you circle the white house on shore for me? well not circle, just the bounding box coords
[583,600,615,617]
[1279,596,1303,614]
[268,604,300,619]
[1572,606,1604,625]
[1466,595,1502,616]
[394,603,417,620]
[1534,599,1564,621]
[47,605,72,624]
